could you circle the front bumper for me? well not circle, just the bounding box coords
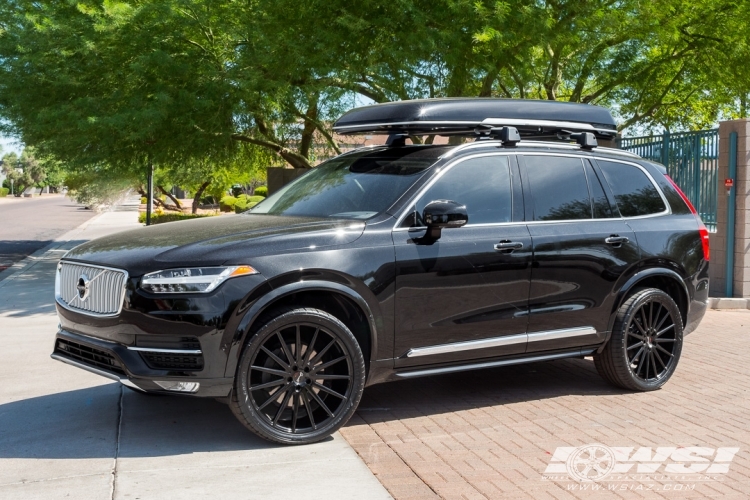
[51,329,233,397]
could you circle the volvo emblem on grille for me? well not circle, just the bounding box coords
[76,274,90,301]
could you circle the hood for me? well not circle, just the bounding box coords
[63,214,365,276]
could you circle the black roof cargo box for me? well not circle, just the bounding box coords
[333,98,618,139]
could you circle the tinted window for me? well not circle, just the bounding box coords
[524,156,591,221]
[415,156,512,225]
[584,162,615,218]
[597,160,666,217]
[250,147,448,219]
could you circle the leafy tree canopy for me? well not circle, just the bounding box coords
[0,0,746,179]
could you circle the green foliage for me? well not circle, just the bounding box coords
[140,196,148,204]
[0,0,747,182]
[138,212,215,225]
[233,194,263,213]
[219,195,237,212]
[0,187,9,197]
[254,186,268,197]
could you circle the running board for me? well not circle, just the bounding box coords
[394,348,596,379]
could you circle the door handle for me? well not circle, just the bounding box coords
[605,235,629,245]
[494,241,524,252]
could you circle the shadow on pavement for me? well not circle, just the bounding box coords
[0,384,277,459]
[0,240,88,317]
[353,356,629,422]
[0,240,54,264]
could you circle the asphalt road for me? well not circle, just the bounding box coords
[0,195,96,275]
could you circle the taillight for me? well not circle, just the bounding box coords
[698,226,710,261]
[666,175,709,261]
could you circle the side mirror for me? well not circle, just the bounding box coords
[422,200,468,239]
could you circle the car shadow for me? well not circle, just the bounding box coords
[0,384,280,459]
[351,356,630,423]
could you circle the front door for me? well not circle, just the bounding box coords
[518,154,640,352]
[393,154,532,368]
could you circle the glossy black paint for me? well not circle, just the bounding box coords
[53,142,708,397]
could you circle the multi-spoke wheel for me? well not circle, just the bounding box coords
[594,288,683,391]
[230,307,366,444]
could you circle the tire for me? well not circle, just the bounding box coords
[594,288,683,391]
[230,307,366,445]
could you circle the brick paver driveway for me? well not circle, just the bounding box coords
[341,310,750,499]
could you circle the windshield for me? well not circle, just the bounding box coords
[249,146,449,219]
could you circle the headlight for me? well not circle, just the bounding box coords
[140,266,257,294]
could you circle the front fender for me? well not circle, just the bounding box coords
[223,279,380,382]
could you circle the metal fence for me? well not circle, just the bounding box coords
[618,130,719,231]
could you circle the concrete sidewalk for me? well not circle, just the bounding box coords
[0,203,391,500]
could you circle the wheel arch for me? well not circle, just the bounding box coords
[601,267,689,351]
[225,280,378,382]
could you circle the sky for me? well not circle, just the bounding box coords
[0,135,23,156]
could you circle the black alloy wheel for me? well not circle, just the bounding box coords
[594,288,683,391]
[231,307,366,444]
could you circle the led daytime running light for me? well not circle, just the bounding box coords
[141,266,257,294]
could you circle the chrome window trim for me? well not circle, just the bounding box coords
[127,346,203,355]
[404,326,596,358]
[55,260,129,318]
[392,151,671,231]
[587,155,672,219]
[392,151,516,230]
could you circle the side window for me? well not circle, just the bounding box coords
[597,160,667,217]
[584,162,615,219]
[524,156,592,221]
[415,156,512,225]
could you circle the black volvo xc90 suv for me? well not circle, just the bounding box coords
[52,99,709,444]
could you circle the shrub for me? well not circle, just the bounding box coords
[138,212,214,225]
[254,186,268,197]
[234,194,260,213]
[0,188,9,197]
[219,195,237,212]
[140,196,148,204]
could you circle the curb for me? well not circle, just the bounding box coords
[707,297,750,310]
[0,211,107,289]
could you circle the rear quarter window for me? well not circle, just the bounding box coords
[597,160,666,217]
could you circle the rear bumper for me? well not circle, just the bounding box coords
[51,329,233,397]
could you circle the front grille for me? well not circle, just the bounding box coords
[55,339,125,375]
[140,352,204,371]
[57,262,128,316]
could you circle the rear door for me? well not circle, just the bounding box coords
[392,154,532,368]
[519,154,640,352]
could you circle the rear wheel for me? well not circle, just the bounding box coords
[594,288,683,391]
[230,307,366,444]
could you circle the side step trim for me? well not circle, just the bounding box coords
[405,326,596,358]
[395,349,596,379]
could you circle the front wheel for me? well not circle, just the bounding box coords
[230,307,366,444]
[594,288,683,391]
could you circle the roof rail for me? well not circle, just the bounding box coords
[440,140,642,159]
